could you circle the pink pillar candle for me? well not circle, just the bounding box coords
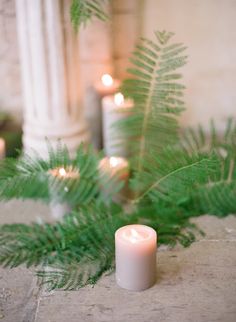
[115,224,157,291]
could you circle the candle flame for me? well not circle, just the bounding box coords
[130,228,144,243]
[114,92,124,106]
[58,168,66,177]
[109,157,119,168]
[101,74,113,86]
[131,228,140,238]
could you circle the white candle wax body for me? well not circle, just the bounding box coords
[102,95,132,157]
[98,156,129,201]
[48,167,79,220]
[85,78,120,150]
[115,225,157,291]
[99,156,129,180]
[0,138,6,159]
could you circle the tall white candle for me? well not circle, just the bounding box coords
[102,92,133,157]
[115,224,157,291]
[85,74,120,150]
[0,138,6,159]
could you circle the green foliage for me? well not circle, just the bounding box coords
[0,200,200,290]
[117,31,187,180]
[70,0,109,30]
[0,31,235,290]
[0,142,122,206]
[179,119,236,216]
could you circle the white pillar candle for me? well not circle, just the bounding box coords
[48,166,80,220]
[0,138,6,159]
[99,156,129,179]
[85,74,120,150]
[98,156,129,201]
[115,224,157,291]
[102,93,133,157]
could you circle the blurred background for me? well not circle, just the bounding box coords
[0,0,235,156]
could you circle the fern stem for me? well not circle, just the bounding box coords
[133,159,208,204]
[227,159,234,183]
[136,55,159,177]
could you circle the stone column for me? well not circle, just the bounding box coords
[112,0,142,79]
[15,0,88,157]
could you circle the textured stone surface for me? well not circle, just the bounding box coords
[0,200,236,322]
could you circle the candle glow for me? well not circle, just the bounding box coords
[99,157,129,179]
[114,92,124,106]
[128,228,145,244]
[48,166,80,179]
[101,74,113,87]
[109,156,120,168]
[58,168,66,177]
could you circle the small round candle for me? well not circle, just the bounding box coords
[99,156,129,180]
[115,224,157,291]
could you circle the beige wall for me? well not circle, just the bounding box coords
[0,0,236,131]
[142,0,236,131]
[0,0,22,119]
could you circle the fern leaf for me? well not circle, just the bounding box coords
[70,0,109,30]
[116,31,187,186]
[0,143,121,206]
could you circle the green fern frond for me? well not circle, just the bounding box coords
[188,154,236,216]
[132,149,218,205]
[0,143,121,206]
[181,118,236,155]
[0,197,202,290]
[115,31,187,182]
[0,202,122,269]
[37,256,114,291]
[70,0,109,30]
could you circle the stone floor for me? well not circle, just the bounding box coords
[0,200,236,322]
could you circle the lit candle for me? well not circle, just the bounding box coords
[0,138,6,159]
[48,166,80,180]
[115,224,157,291]
[95,74,121,97]
[99,156,129,180]
[102,92,133,157]
[85,74,121,150]
[48,166,80,219]
[98,156,129,201]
